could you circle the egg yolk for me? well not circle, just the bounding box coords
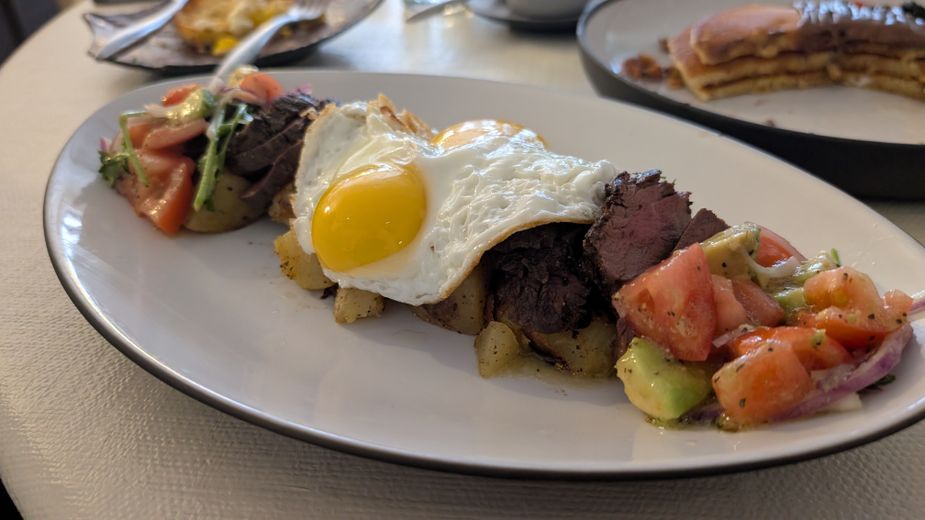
[312,163,426,272]
[431,119,547,149]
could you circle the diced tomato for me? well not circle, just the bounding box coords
[802,267,909,349]
[613,244,717,361]
[755,226,805,267]
[883,289,913,318]
[162,84,200,106]
[732,278,785,326]
[239,72,284,105]
[713,342,814,425]
[811,307,897,349]
[143,119,208,150]
[713,275,747,335]
[127,121,160,148]
[729,326,851,371]
[804,267,882,313]
[117,151,194,235]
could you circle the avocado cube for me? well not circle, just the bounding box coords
[615,337,713,421]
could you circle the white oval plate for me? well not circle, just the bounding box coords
[580,0,925,145]
[44,71,925,478]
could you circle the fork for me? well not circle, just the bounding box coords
[93,0,190,60]
[212,0,331,81]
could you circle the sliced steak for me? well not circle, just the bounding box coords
[674,208,728,250]
[240,141,302,211]
[228,116,310,176]
[487,224,595,334]
[227,92,322,154]
[583,170,692,293]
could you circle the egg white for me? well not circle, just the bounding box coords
[291,98,619,305]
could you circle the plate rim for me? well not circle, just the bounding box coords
[43,69,925,480]
[576,0,925,150]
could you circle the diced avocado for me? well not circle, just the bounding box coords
[615,337,713,421]
[773,287,807,320]
[165,88,215,125]
[700,223,760,278]
[792,250,840,284]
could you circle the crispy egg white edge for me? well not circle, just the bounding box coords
[290,99,620,306]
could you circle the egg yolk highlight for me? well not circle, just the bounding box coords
[431,119,547,149]
[312,163,427,272]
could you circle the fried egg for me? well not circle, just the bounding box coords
[291,96,618,305]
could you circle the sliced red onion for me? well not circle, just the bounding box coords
[713,324,756,349]
[774,324,913,421]
[99,137,112,154]
[143,103,172,119]
[910,290,925,315]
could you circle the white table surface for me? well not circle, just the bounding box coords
[2,0,925,517]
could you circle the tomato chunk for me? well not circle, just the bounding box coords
[143,119,208,150]
[732,278,784,326]
[803,267,909,349]
[127,121,160,149]
[713,343,813,426]
[804,267,882,313]
[613,244,716,361]
[730,326,851,371]
[117,153,194,235]
[162,84,200,106]
[239,72,285,105]
[713,275,747,335]
[755,226,805,267]
[811,307,895,349]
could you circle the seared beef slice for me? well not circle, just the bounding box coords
[674,208,728,250]
[488,224,594,334]
[227,93,329,176]
[583,170,692,292]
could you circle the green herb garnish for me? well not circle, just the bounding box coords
[118,110,149,186]
[98,150,129,186]
[192,103,250,211]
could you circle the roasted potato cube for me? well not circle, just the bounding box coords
[475,321,522,377]
[334,287,384,324]
[527,318,617,377]
[268,182,295,225]
[273,230,334,291]
[184,174,264,233]
[411,265,488,335]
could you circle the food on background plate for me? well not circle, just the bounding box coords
[174,0,306,56]
[96,70,921,430]
[665,1,925,100]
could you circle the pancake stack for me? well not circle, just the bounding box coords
[668,1,925,100]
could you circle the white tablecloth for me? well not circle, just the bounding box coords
[2,1,924,517]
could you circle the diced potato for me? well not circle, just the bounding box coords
[184,174,264,233]
[334,287,384,324]
[411,265,488,335]
[475,321,522,377]
[527,318,617,377]
[273,230,334,291]
[268,182,295,225]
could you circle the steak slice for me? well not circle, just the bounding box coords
[583,170,692,293]
[487,224,594,334]
[228,116,310,176]
[674,208,729,250]
[240,141,302,211]
[227,92,322,155]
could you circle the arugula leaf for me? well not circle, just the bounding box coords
[193,103,250,211]
[98,151,129,187]
[118,110,149,186]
